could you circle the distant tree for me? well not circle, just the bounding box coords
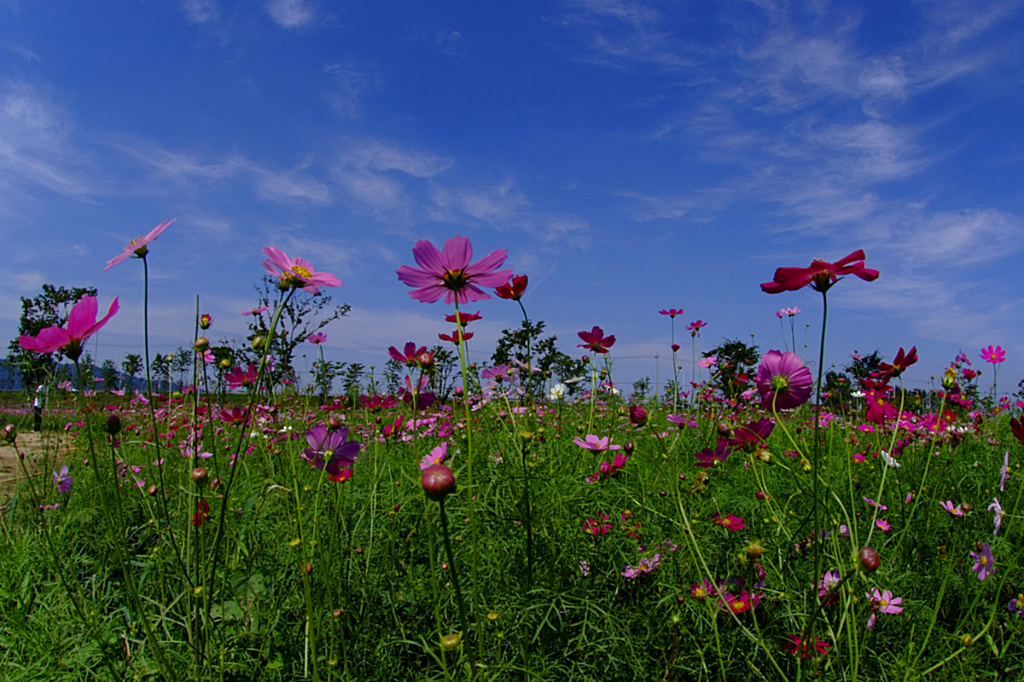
[151,353,172,392]
[239,276,350,388]
[7,284,98,389]
[425,346,457,400]
[341,362,365,403]
[631,376,651,402]
[122,353,143,392]
[705,338,760,400]
[171,347,192,391]
[100,359,119,392]
[845,351,882,383]
[491,319,587,398]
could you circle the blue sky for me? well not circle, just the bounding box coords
[2,0,1022,398]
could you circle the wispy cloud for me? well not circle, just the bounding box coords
[0,80,95,206]
[265,0,315,29]
[111,139,331,206]
[182,0,219,24]
[323,62,381,118]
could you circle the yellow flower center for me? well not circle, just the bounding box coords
[879,598,888,607]
[442,269,468,290]
[771,375,789,391]
[980,556,988,566]
[291,264,313,279]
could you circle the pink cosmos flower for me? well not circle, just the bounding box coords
[104,218,176,271]
[761,249,879,294]
[865,588,903,629]
[577,326,616,354]
[308,333,327,344]
[573,434,621,452]
[755,350,813,410]
[19,295,119,362]
[396,235,512,305]
[940,500,964,517]
[988,498,1004,536]
[980,345,1005,364]
[712,513,746,531]
[686,320,707,337]
[971,542,994,581]
[621,554,661,578]
[698,355,717,369]
[262,246,342,295]
[659,308,684,317]
[420,442,448,470]
[243,305,269,316]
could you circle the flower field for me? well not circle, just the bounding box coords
[2,229,1023,681]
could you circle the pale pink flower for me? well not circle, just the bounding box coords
[104,218,176,271]
[262,246,342,295]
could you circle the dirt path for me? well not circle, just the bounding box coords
[0,431,76,498]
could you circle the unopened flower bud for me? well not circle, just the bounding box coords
[3,424,16,443]
[194,337,209,351]
[191,466,208,485]
[301,562,313,575]
[421,464,456,501]
[327,415,342,430]
[858,546,880,572]
[745,541,764,559]
[629,406,648,427]
[252,336,265,350]
[105,414,122,436]
[146,484,158,496]
[624,442,635,454]
[717,421,732,437]
[219,357,232,370]
[440,634,461,651]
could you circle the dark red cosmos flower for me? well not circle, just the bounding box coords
[439,330,473,344]
[359,395,399,411]
[694,443,732,468]
[495,274,528,301]
[761,249,879,294]
[445,310,482,325]
[577,326,616,354]
[728,418,774,450]
[782,635,830,658]
[1010,416,1024,446]
[192,500,210,527]
[388,342,429,366]
[871,346,918,382]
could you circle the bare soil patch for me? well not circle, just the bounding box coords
[0,431,76,499]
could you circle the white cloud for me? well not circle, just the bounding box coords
[182,0,218,24]
[0,81,94,204]
[323,62,380,118]
[900,208,1024,266]
[266,0,315,29]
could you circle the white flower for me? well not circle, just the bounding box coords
[548,383,567,401]
[851,390,865,399]
[880,450,901,468]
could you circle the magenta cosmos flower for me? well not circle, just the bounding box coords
[104,218,176,271]
[577,326,616,354]
[396,235,512,305]
[308,332,327,344]
[19,295,119,362]
[761,249,879,294]
[262,246,342,295]
[980,345,1005,364]
[659,308,684,317]
[755,350,813,410]
[971,542,995,581]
